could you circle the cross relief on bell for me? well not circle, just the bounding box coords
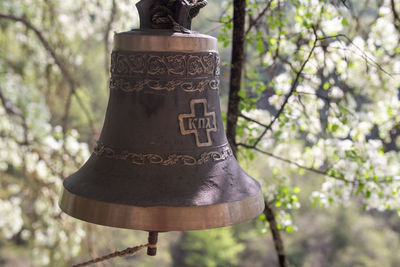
[179,99,217,147]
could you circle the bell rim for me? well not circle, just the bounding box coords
[59,187,265,231]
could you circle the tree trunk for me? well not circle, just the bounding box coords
[226,1,289,266]
[264,202,289,267]
[226,0,246,156]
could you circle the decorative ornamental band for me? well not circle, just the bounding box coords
[93,142,232,166]
[109,77,219,93]
[110,51,220,79]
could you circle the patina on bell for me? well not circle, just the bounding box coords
[59,0,264,233]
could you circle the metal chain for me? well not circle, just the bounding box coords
[72,244,149,267]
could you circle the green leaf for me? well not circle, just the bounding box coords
[274,130,282,137]
[238,89,246,99]
[341,17,349,27]
[323,81,330,90]
[256,39,264,53]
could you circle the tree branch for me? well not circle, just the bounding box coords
[0,13,74,87]
[391,0,400,32]
[0,85,29,144]
[0,13,96,134]
[252,29,319,148]
[245,0,272,35]
[320,34,393,76]
[239,113,268,128]
[0,86,24,119]
[0,85,63,179]
[237,142,357,184]
[238,142,396,185]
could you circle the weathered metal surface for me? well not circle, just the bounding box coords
[113,31,218,52]
[60,30,264,231]
[60,188,264,231]
[147,231,158,256]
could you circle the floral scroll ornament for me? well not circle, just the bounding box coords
[93,142,232,166]
[109,51,220,93]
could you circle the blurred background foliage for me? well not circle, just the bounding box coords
[1,0,400,266]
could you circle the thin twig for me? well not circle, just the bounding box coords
[252,28,319,148]
[296,90,357,117]
[239,113,268,128]
[245,0,272,35]
[0,85,24,118]
[0,85,29,144]
[238,142,395,184]
[237,142,356,184]
[318,34,393,76]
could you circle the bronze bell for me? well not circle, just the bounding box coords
[59,0,264,254]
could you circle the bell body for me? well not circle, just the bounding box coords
[60,30,264,231]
